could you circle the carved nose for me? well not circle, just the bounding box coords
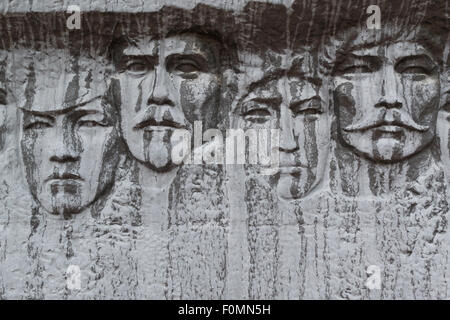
[50,135,80,163]
[148,67,174,107]
[148,95,174,106]
[375,101,402,109]
[376,69,402,109]
[279,105,299,152]
[50,153,80,163]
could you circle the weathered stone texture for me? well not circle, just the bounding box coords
[0,0,449,299]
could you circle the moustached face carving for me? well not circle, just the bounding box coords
[333,40,440,162]
[114,33,222,172]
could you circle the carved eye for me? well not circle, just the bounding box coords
[169,55,208,78]
[243,109,272,123]
[400,66,429,75]
[395,56,436,78]
[296,108,323,116]
[78,120,106,128]
[25,122,52,130]
[241,101,272,123]
[340,64,372,74]
[175,61,201,73]
[291,98,323,116]
[126,61,148,75]
[335,55,380,75]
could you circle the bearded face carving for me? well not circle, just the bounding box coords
[333,40,440,162]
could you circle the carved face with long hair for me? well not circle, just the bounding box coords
[17,51,120,217]
[329,23,443,162]
[236,49,330,199]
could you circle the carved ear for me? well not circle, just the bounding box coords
[442,91,450,113]
[440,70,450,113]
[0,87,5,105]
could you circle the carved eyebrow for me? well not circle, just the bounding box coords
[71,108,102,116]
[122,44,158,56]
[21,110,55,121]
[120,54,158,66]
[333,54,381,73]
[395,54,437,69]
[167,51,208,61]
[339,53,380,64]
[251,97,282,107]
[18,96,103,116]
[246,69,286,94]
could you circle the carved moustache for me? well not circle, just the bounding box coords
[133,107,189,131]
[343,109,429,133]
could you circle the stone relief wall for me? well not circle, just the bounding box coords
[0,0,449,299]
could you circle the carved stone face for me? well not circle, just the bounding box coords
[21,99,120,216]
[115,33,221,172]
[333,41,440,162]
[237,53,329,199]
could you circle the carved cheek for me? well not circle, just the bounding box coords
[120,74,144,114]
[22,129,50,197]
[77,127,114,195]
[179,75,219,126]
[334,81,356,127]
[409,79,440,123]
[21,131,38,180]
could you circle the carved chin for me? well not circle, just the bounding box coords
[142,141,178,172]
[43,194,84,216]
[142,155,178,172]
[130,130,179,172]
[276,170,316,200]
[372,138,402,162]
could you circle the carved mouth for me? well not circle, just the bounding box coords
[45,173,83,183]
[278,166,306,174]
[275,162,309,174]
[373,125,404,133]
[134,119,185,131]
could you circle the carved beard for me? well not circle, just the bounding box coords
[277,168,316,200]
[49,182,83,216]
[141,129,177,172]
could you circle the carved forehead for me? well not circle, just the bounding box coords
[349,41,434,60]
[325,22,445,68]
[235,49,319,107]
[11,48,110,112]
[238,49,314,75]
[121,33,220,60]
[22,96,109,117]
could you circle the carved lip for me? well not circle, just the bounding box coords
[45,173,83,183]
[134,118,186,131]
[277,164,308,173]
[278,166,305,174]
[373,125,404,133]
